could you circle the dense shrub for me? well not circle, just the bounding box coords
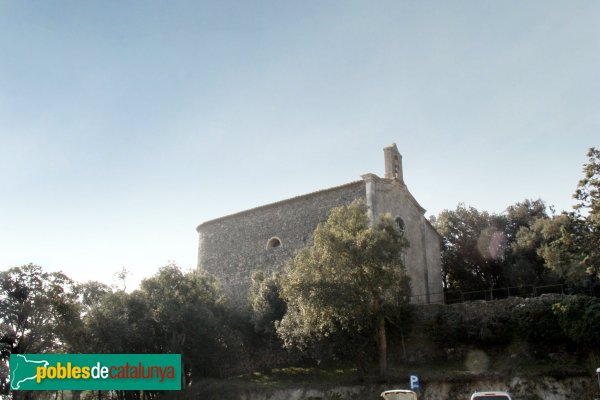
[429,308,468,347]
[478,310,516,346]
[553,296,600,351]
[431,307,516,347]
[515,299,566,353]
[426,296,600,356]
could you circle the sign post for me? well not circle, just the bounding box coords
[410,374,420,391]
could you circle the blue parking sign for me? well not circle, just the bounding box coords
[410,374,420,390]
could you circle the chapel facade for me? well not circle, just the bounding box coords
[197,144,443,307]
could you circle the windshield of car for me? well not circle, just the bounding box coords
[381,392,418,400]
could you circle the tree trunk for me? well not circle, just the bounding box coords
[376,313,387,380]
[355,349,368,382]
[400,328,407,362]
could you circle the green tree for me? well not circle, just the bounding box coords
[573,147,600,279]
[85,289,158,400]
[85,290,155,354]
[504,199,555,286]
[433,204,507,291]
[434,200,558,292]
[504,199,549,242]
[85,263,242,392]
[277,200,409,379]
[248,271,286,336]
[76,280,111,312]
[515,213,586,284]
[515,148,600,286]
[139,264,237,384]
[0,264,78,398]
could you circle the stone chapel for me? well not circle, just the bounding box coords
[197,144,443,307]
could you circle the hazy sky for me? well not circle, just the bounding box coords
[1,1,598,289]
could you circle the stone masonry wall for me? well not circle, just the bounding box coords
[367,176,444,304]
[197,181,366,307]
[424,220,444,303]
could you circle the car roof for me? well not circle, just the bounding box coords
[382,390,417,393]
[472,391,510,394]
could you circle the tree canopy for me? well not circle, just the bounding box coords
[85,263,242,390]
[433,204,508,291]
[512,148,600,287]
[277,200,409,378]
[573,147,600,279]
[435,148,600,292]
[248,271,286,336]
[0,264,79,396]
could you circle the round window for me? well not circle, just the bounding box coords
[266,237,281,249]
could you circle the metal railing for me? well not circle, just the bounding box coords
[443,283,600,304]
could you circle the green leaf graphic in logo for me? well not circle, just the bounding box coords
[10,354,49,390]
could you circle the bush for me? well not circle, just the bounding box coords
[553,296,600,351]
[515,299,566,354]
[478,310,516,346]
[429,308,468,347]
[428,297,579,352]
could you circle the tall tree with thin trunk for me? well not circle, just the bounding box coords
[277,200,409,379]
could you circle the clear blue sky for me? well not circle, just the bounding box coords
[1,1,598,289]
